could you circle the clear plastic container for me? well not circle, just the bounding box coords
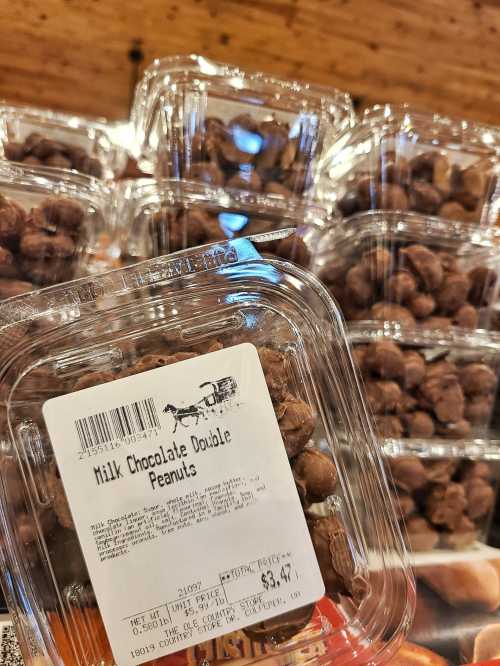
[387,454,498,552]
[131,54,354,199]
[0,160,112,296]
[0,237,414,666]
[314,211,500,331]
[317,104,500,226]
[0,103,128,180]
[116,178,327,266]
[348,322,500,457]
[349,323,500,552]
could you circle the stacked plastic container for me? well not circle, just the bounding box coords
[0,238,415,666]
[116,178,327,268]
[0,161,113,296]
[314,103,500,554]
[0,104,131,299]
[316,104,500,224]
[132,55,354,192]
[0,103,128,180]
[123,54,354,264]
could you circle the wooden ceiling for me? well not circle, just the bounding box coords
[1,0,499,125]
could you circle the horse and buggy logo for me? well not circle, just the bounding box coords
[163,376,239,432]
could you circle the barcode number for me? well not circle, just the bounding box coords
[75,398,160,451]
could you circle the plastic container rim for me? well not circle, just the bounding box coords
[115,177,330,229]
[322,210,500,248]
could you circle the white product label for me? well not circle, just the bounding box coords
[43,343,324,666]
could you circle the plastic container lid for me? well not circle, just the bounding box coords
[130,54,354,199]
[0,103,128,180]
[0,237,413,666]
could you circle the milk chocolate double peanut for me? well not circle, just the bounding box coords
[4,132,103,177]
[322,242,497,328]
[389,458,496,551]
[175,114,314,197]
[0,193,85,289]
[337,150,494,224]
[354,339,498,440]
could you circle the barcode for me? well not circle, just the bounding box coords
[75,398,160,451]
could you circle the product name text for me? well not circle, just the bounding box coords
[93,427,232,491]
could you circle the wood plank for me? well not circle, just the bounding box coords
[0,0,499,126]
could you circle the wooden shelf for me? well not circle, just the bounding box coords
[0,0,499,124]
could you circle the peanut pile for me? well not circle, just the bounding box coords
[0,193,85,294]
